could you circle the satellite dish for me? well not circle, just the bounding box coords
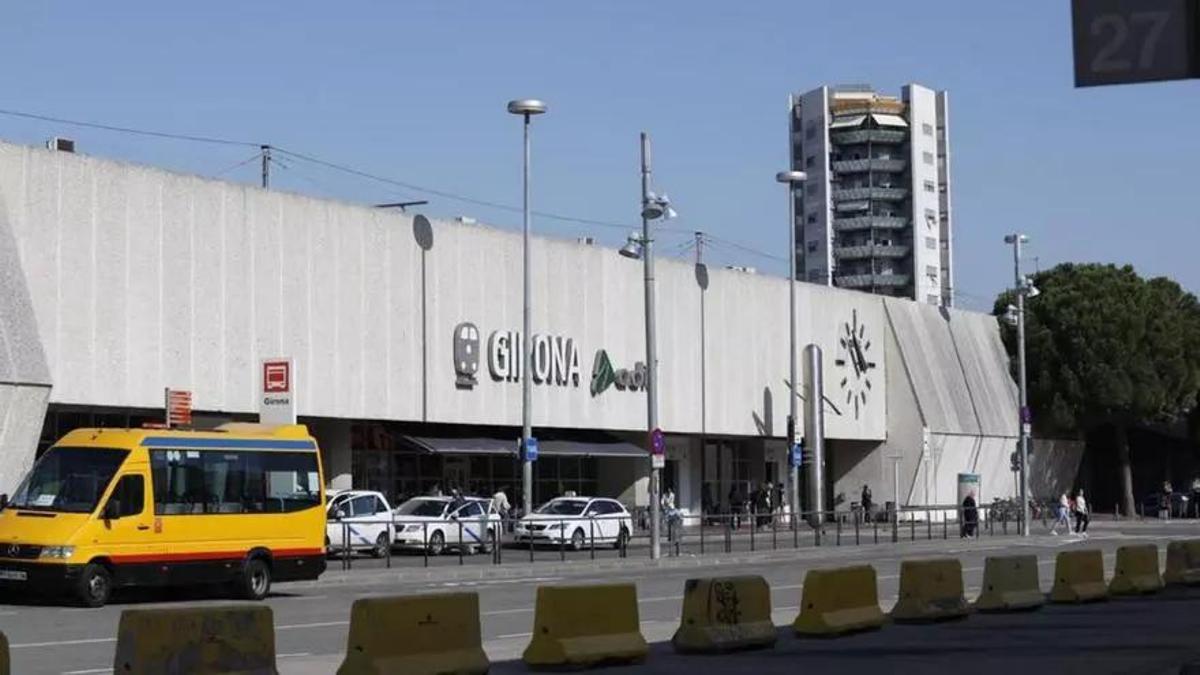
[413,214,434,251]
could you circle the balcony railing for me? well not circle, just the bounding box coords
[831,129,907,145]
[831,158,907,174]
[833,216,910,232]
[833,244,912,260]
[835,273,912,289]
[833,187,909,202]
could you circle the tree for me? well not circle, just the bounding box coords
[994,263,1200,516]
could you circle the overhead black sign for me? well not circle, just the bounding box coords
[1071,0,1200,87]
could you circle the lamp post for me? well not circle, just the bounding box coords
[620,132,675,560]
[776,170,806,527]
[1004,233,1032,537]
[508,98,547,518]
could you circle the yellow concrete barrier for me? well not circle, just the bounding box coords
[113,605,277,675]
[1109,544,1163,596]
[523,583,648,668]
[1049,549,1108,603]
[1164,540,1200,585]
[974,555,1045,612]
[672,575,776,653]
[890,558,969,622]
[336,592,489,675]
[793,565,887,636]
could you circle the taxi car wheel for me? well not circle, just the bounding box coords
[427,530,446,556]
[570,528,586,551]
[371,533,390,558]
[75,562,112,608]
[236,557,272,601]
[480,529,495,554]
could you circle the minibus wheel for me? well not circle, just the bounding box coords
[76,563,112,608]
[236,557,272,601]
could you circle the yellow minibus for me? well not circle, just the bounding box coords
[0,423,326,606]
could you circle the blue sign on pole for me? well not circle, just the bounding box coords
[651,428,666,456]
[789,442,803,468]
[523,437,539,462]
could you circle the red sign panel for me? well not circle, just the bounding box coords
[165,389,192,428]
[263,361,291,393]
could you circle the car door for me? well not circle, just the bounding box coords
[596,501,621,540]
[450,502,481,548]
[95,472,163,585]
[370,495,394,543]
[327,494,352,549]
[346,495,381,548]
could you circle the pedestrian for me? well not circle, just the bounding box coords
[450,487,466,511]
[491,485,511,519]
[860,484,873,523]
[961,490,978,538]
[1191,477,1200,518]
[428,483,443,497]
[1074,489,1090,536]
[773,482,785,523]
[1050,492,1071,535]
[728,485,743,530]
[1161,481,1174,519]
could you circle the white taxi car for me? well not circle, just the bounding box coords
[392,496,501,555]
[514,497,632,550]
[326,489,395,558]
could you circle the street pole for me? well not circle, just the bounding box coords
[641,132,661,560]
[508,99,546,518]
[1011,235,1031,537]
[776,168,806,527]
[260,145,271,189]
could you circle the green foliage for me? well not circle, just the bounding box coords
[993,263,1200,436]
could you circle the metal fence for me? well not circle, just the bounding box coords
[328,502,1045,570]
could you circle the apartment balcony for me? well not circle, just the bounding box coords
[830,158,907,174]
[831,129,906,145]
[832,187,908,202]
[833,216,910,232]
[835,273,912,289]
[833,244,911,260]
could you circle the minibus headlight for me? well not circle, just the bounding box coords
[40,546,74,560]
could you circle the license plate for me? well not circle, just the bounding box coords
[0,570,27,581]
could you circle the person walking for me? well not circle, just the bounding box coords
[728,485,743,531]
[961,491,978,538]
[1050,492,1071,535]
[860,484,873,523]
[1074,489,1090,536]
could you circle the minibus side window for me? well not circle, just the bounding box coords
[150,449,320,515]
[104,475,145,518]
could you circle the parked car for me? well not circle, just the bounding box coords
[326,489,395,558]
[514,497,632,550]
[392,496,501,555]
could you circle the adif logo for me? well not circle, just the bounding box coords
[454,322,481,389]
[590,350,647,397]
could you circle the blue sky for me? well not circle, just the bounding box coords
[1,1,1196,310]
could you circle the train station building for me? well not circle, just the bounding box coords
[0,140,1081,515]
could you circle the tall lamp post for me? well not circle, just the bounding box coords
[620,132,675,560]
[776,170,806,526]
[1004,233,1038,537]
[508,98,547,518]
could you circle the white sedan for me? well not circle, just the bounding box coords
[326,489,395,558]
[392,496,501,555]
[514,497,632,550]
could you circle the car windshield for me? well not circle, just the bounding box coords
[9,446,129,513]
[535,499,587,516]
[396,499,447,517]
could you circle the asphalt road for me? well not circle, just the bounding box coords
[2,520,1198,674]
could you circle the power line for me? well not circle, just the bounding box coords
[213,152,265,178]
[705,234,785,263]
[0,108,258,147]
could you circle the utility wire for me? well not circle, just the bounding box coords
[213,153,265,177]
[0,108,259,147]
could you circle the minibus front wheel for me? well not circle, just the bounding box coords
[75,562,112,608]
[235,556,272,601]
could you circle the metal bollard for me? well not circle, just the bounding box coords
[927,509,932,540]
[854,513,860,545]
[724,517,732,554]
[892,510,899,543]
[750,515,756,552]
[700,514,705,555]
[873,516,878,544]
[560,519,566,561]
[772,515,778,551]
[423,522,429,568]
[836,515,842,546]
[458,520,465,566]
[910,515,916,541]
[589,518,596,560]
[943,513,948,539]
[342,521,351,571]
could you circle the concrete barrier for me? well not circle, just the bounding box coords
[113,605,277,675]
[523,583,648,668]
[975,555,1045,612]
[793,565,887,636]
[1109,544,1163,596]
[336,592,489,675]
[672,576,776,653]
[890,558,969,622]
[1050,549,1108,603]
[1164,540,1200,586]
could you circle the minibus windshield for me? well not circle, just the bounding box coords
[9,447,128,513]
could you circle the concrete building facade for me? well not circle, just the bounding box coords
[0,139,1049,517]
[790,83,954,307]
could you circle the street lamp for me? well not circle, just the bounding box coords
[1004,233,1033,537]
[776,170,806,527]
[620,132,675,559]
[508,98,547,518]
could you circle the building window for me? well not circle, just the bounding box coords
[922,123,934,136]
[923,151,934,165]
[923,180,936,193]
[925,208,937,228]
[806,241,818,254]
[805,155,815,169]
[806,213,817,224]
[925,236,937,250]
